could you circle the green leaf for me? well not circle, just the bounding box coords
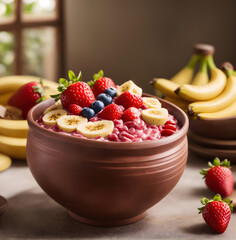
[59,78,67,86]
[98,69,104,78]
[50,93,61,98]
[213,157,220,166]
[68,70,76,81]
[76,71,82,82]
[213,194,222,201]
[58,85,66,92]
[39,78,44,87]
[200,197,210,206]
[200,169,207,178]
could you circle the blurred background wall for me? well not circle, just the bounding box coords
[65,0,236,94]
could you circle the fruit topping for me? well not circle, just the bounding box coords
[200,157,234,197]
[142,97,161,108]
[116,91,143,109]
[57,115,87,133]
[99,103,123,121]
[116,80,142,97]
[105,87,117,98]
[77,120,114,138]
[96,93,113,106]
[141,108,168,126]
[51,70,95,108]
[122,107,140,122]
[81,107,95,119]
[43,109,67,126]
[91,100,105,114]
[43,101,63,115]
[87,70,115,97]
[198,194,233,233]
[69,104,82,115]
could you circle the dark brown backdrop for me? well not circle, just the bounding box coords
[64,0,236,94]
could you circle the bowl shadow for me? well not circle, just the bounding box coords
[0,190,150,239]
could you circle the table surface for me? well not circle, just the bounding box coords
[0,152,235,240]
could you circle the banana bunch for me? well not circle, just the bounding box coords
[151,44,236,120]
[0,75,58,161]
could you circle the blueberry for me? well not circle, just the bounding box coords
[81,107,95,119]
[105,87,116,98]
[97,93,112,106]
[91,100,105,114]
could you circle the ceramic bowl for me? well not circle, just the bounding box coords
[26,94,189,227]
[189,117,236,140]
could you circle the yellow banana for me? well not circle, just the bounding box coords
[191,57,209,86]
[197,97,236,119]
[0,119,28,138]
[164,97,190,112]
[0,153,11,172]
[0,91,15,105]
[188,74,236,115]
[0,135,26,159]
[0,75,58,94]
[171,54,200,84]
[175,56,226,101]
[151,78,180,98]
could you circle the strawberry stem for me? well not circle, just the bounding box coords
[200,157,231,178]
[87,70,104,87]
[198,194,233,214]
[51,70,82,101]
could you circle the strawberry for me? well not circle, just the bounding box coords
[8,80,46,119]
[88,70,115,97]
[69,104,82,115]
[122,107,140,122]
[51,70,95,109]
[198,194,233,233]
[99,103,123,120]
[116,91,143,109]
[200,158,234,197]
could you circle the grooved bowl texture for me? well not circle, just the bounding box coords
[26,94,189,227]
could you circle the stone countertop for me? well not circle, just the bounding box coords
[0,152,235,240]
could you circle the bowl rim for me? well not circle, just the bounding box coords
[27,93,189,149]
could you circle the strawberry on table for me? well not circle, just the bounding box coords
[8,79,46,119]
[51,70,95,109]
[198,194,233,233]
[122,107,140,122]
[99,103,123,120]
[116,91,143,109]
[88,70,115,97]
[200,157,234,197]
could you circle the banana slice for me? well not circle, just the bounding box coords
[43,109,67,126]
[57,115,87,133]
[43,100,63,115]
[141,108,168,126]
[116,80,142,97]
[77,120,114,138]
[142,97,161,108]
[0,153,11,172]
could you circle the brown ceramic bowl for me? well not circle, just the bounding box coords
[26,94,189,227]
[189,117,236,140]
